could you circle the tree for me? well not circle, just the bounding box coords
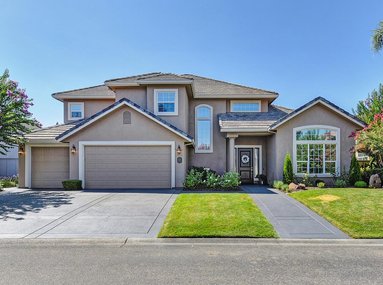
[355,113,383,168]
[0,69,40,154]
[372,21,383,52]
[349,154,362,186]
[283,153,294,184]
[353,84,383,124]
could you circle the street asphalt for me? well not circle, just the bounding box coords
[0,239,382,285]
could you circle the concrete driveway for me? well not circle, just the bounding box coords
[0,188,177,239]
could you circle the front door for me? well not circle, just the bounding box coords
[238,148,253,184]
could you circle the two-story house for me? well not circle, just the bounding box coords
[18,72,365,189]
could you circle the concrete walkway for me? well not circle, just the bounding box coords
[242,185,349,239]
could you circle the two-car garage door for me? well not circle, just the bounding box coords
[84,146,171,189]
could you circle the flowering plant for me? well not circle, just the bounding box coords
[0,70,40,154]
[353,112,383,168]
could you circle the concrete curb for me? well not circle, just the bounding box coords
[0,237,382,246]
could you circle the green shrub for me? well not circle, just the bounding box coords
[0,180,16,188]
[273,180,284,190]
[205,171,221,188]
[299,173,315,187]
[0,175,18,189]
[332,167,350,186]
[317,182,326,188]
[190,166,217,181]
[62,180,82,190]
[283,153,294,184]
[184,169,204,189]
[349,155,362,186]
[220,172,241,189]
[335,179,347,188]
[354,181,368,188]
[281,184,289,192]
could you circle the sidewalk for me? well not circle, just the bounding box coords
[242,185,349,239]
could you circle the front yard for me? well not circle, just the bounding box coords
[158,193,277,238]
[290,188,383,238]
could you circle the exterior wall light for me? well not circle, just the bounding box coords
[71,145,77,154]
[176,145,182,155]
[18,146,25,155]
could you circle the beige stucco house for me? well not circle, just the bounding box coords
[18,72,366,189]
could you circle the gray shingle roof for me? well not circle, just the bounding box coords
[56,98,193,141]
[218,105,293,129]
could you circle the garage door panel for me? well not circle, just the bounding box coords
[85,145,171,189]
[31,147,69,189]
[86,164,170,171]
[85,146,170,155]
[86,180,170,188]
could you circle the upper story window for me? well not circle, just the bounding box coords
[294,126,339,176]
[231,101,261,112]
[154,89,178,115]
[68,102,84,120]
[195,105,213,153]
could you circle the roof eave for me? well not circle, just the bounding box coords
[105,80,193,87]
[24,138,69,144]
[194,94,278,99]
[220,127,271,133]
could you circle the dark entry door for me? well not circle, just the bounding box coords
[238,148,253,184]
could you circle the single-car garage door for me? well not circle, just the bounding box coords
[31,147,69,188]
[85,146,171,189]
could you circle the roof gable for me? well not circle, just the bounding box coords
[56,98,193,142]
[270,97,366,129]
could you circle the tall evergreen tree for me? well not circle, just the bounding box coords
[283,153,294,184]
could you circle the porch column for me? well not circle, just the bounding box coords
[227,134,238,172]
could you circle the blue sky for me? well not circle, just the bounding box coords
[1,0,382,127]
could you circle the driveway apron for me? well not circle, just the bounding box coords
[242,185,349,239]
[0,189,177,239]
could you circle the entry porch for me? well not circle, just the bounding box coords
[226,133,274,184]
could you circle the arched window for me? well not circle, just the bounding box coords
[293,126,340,176]
[195,105,213,153]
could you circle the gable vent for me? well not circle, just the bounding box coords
[123,111,131,124]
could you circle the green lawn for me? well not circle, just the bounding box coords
[290,188,383,238]
[158,193,277,238]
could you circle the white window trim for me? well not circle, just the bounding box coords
[154,89,178,116]
[68,102,84,120]
[78,141,176,189]
[230,100,261,112]
[293,125,340,177]
[195,104,213,153]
